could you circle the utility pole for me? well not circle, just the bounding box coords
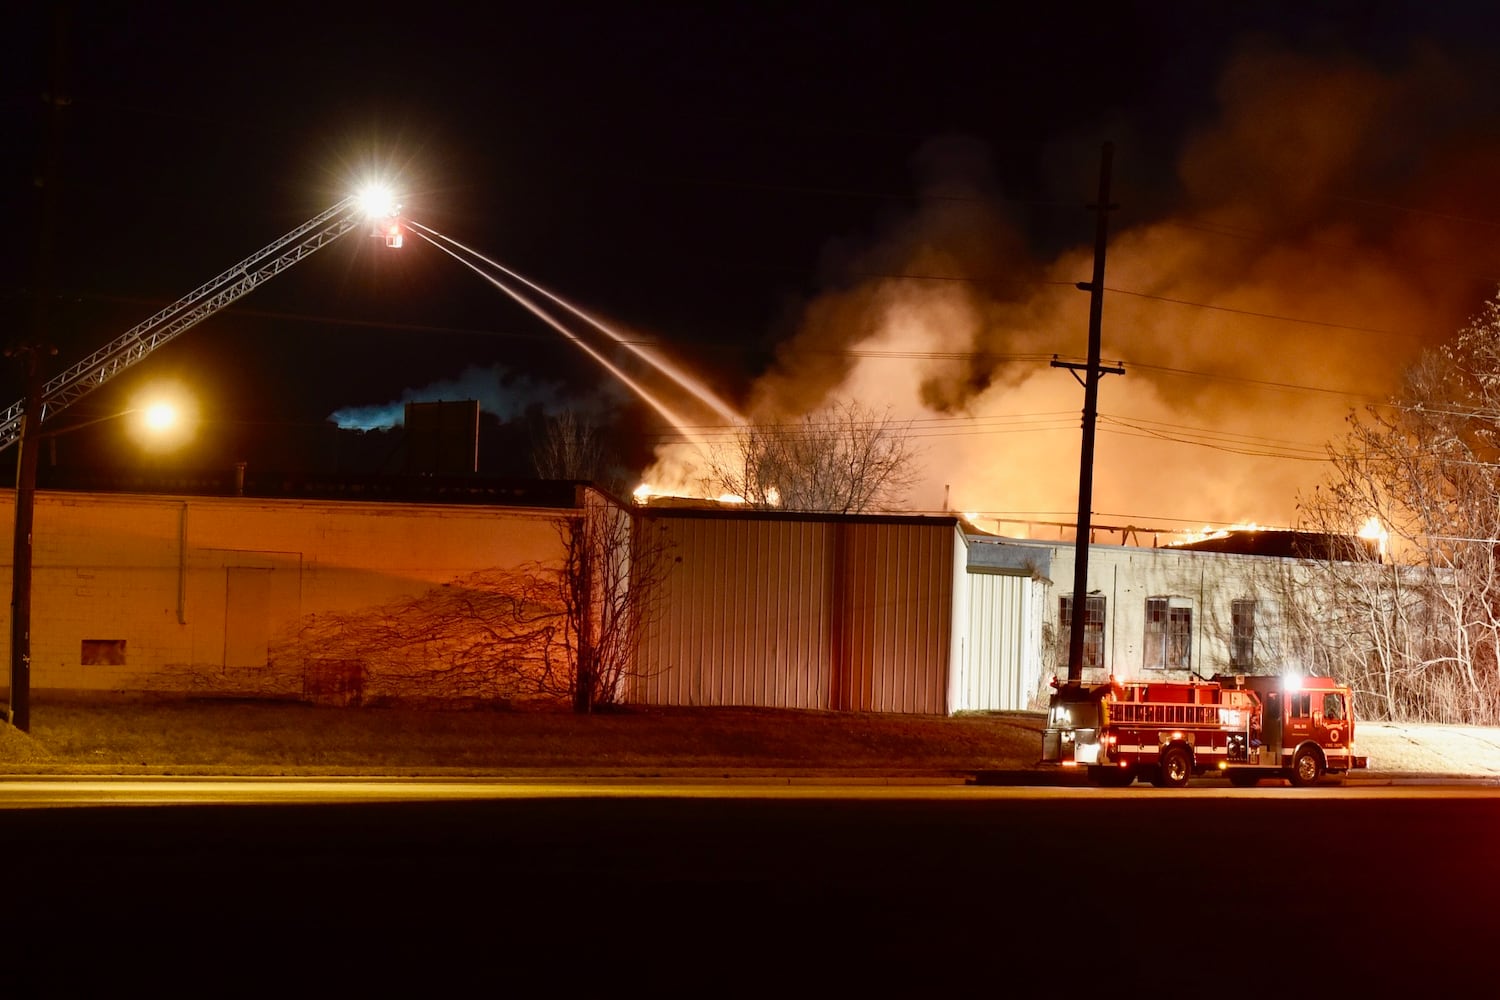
[7,9,69,730]
[1052,142,1124,683]
[7,347,49,731]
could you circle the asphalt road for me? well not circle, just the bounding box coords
[1,778,1494,993]
[0,774,1493,807]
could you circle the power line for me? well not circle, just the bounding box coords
[652,406,1331,461]
[1103,286,1442,341]
[1119,359,1378,402]
[1331,195,1500,233]
[1098,417,1329,461]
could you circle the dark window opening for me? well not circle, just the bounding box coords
[1059,594,1106,670]
[1231,599,1256,670]
[82,639,127,666]
[1145,598,1192,671]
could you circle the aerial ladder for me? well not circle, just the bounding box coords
[0,188,403,452]
[3,186,402,732]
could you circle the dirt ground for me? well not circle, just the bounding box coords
[2,696,1497,778]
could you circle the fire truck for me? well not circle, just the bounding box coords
[1041,673,1368,787]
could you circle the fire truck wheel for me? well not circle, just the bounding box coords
[1158,746,1192,788]
[1290,746,1324,787]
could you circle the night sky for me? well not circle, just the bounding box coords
[5,3,1500,533]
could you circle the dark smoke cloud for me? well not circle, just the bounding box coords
[644,37,1500,535]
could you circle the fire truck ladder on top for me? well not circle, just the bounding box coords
[0,193,398,453]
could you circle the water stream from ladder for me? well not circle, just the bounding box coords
[407,221,744,454]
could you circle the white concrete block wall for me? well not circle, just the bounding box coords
[991,537,1321,684]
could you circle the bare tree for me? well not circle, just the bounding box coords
[547,490,675,712]
[701,398,922,513]
[272,490,674,713]
[1294,289,1500,723]
[278,565,567,705]
[533,409,633,495]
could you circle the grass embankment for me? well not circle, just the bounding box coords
[0,698,1046,775]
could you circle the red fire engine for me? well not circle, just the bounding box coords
[1041,673,1368,787]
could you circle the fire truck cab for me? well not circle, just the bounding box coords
[1041,673,1368,788]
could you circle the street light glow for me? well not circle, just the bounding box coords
[128,383,195,452]
[142,402,177,432]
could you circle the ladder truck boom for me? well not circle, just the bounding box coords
[0,193,396,451]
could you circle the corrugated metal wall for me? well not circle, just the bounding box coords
[961,568,1043,711]
[631,512,959,713]
[832,520,953,713]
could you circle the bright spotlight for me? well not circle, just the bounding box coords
[355,183,401,220]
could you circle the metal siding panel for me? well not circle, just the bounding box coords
[854,524,879,710]
[828,523,850,710]
[727,519,751,703]
[644,516,720,706]
[636,517,684,705]
[747,520,775,705]
[838,521,952,714]
[748,519,782,707]
[884,525,906,710]
[921,526,955,714]
[1025,576,1045,707]
[877,524,901,710]
[882,524,908,712]
[993,575,1011,708]
[634,513,955,714]
[724,519,747,703]
[920,528,938,710]
[857,526,876,709]
[875,526,895,711]
[635,515,838,710]
[811,522,836,706]
[965,570,1034,711]
[790,520,830,707]
[776,519,833,709]
[863,523,894,713]
[965,573,990,710]
[949,530,971,714]
[1004,574,1027,708]
[656,517,684,704]
[899,523,945,715]
[962,574,983,709]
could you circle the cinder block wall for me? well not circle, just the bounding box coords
[1,489,573,700]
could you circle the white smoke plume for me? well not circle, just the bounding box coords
[643,39,1500,538]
